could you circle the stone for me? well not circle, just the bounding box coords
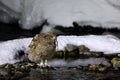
[104,54,118,59]
[89,63,107,72]
[28,32,56,67]
[78,45,90,52]
[54,51,64,58]
[118,54,120,57]
[65,44,79,59]
[13,71,24,79]
[111,58,120,69]
[65,44,78,52]
[91,51,104,57]
[0,69,9,76]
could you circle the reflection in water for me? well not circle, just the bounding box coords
[30,69,52,80]
[29,68,120,80]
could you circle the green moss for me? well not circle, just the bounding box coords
[54,51,64,58]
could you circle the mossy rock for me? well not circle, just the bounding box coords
[89,63,107,72]
[91,51,104,57]
[111,58,120,69]
[13,71,24,79]
[54,51,64,58]
[105,54,118,59]
[64,44,79,59]
[65,44,78,52]
[78,45,90,52]
[0,64,6,69]
[66,50,79,59]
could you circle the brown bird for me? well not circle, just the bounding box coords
[28,32,56,67]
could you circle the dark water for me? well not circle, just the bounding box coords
[24,68,120,80]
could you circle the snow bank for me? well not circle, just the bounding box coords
[57,35,120,54]
[0,2,21,23]
[0,35,120,65]
[1,0,120,30]
[21,0,120,30]
[0,0,23,13]
[0,38,32,65]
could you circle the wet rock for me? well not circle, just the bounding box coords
[76,65,83,70]
[111,58,120,70]
[78,45,91,58]
[13,71,24,79]
[65,44,79,59]
[54,51,64,58]
[91,51,104,57]
[78,45,90,52]
[0,69,9,76]
[118,54,120,57]
[4,64,14,69]
[104,54,118,59]
[0,64,6,69]
[89,63,107,72]
[65,44,78,52]
[82,66,89,70]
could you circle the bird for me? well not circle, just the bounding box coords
[28,32,56,67]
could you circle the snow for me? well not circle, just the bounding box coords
[21,0,120,30]
[0,38,32,65]
[0,2,21,23]
[0,34,120,65]
[57,35,120,54]
[0,0,23,13]
[1,0,120,31]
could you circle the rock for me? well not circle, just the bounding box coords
[76,65,83,70]
[0,64,6,69]
[111,58,120,70]
[65,44,78,52]
[78,45,90,52]
[91,51,104,57]
[118,54,120,57]
[0,69,9,76]
[4,64,14,69]
[65,44,79,59]
[13,71,24,79]
[105,54,118,59]
[89,63,107,72]
[28,32,56,66]
[54,51,64,58]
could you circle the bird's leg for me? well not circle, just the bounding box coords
[44,59,48,66]
[45,59,50,67]
[39,59,44,66]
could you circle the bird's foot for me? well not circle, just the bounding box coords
[44,63,50,67]
[37,63,50,68]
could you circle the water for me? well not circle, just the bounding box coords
[28,68,120,80]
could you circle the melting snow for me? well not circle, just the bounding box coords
[0,34,120,65]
